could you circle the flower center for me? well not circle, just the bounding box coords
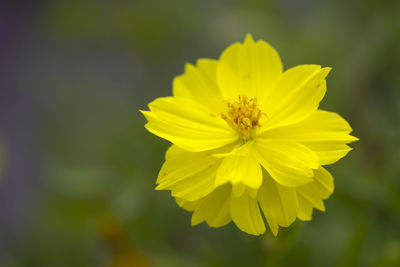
[221,95,262,140]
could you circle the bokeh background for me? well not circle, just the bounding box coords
[1,0,400,266]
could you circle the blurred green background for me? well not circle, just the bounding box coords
[0,0,399,266]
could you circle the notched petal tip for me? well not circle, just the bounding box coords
[298,212,312,221]
[184,62,195,72]
[232,183,246,197]
[320,67,333,80]
[191,214,204,226]
[154,184,165,190]
[348,135,359,143]
[322,66,333,73]
[318,202,326,212]
[244,33,255,43]
[139,110,152,126]
[271,227,279,237]
[139,109,150,118]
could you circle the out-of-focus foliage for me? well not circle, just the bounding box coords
[0,0,399,266]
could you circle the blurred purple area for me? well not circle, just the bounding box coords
[0,2,40,254]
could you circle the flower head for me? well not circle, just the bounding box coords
[141,34,358,236]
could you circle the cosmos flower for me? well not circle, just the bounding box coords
[141,34,357,236]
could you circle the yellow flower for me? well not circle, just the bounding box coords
[141,34,358,236]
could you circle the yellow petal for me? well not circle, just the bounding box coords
[297,167,334,221]
[212,140,254,158]
[157,162,220,202]
[173,59,224,113]
[232,183,246,197]
[297,194,316,221]
[258,173,298,236]
[231,191,266,235]
[263,110,357,142]
[253,139,319,187]
[215,152,262,191]
[157,145,220,185]
[191,185,231,227]
[262,65,331,130]
[261,110,358,164]
[141,96,237,152]
[247,187,258,199]
[216,34,283,100]
[305,143,352,165]
[176,197,198,212]
[164,144,182,160]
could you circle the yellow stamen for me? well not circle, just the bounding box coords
[221,95,262,140]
